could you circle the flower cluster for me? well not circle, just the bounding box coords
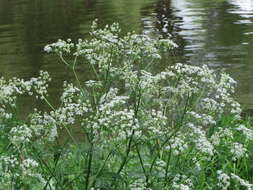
[0,71,50,109]
[42,21,250,189]
[217,171,253,190]
[172,174,193,190]
[217,170,230,189]
[0,72,53,188]
[230,142,248,161]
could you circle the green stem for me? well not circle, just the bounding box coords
[179,92,190,125]
[160,92,191,149]
[72,57,87,95]
[116,130,135,175]
[135,143,148,183]
[91,63,100,81]
[59,53,70,67]
[43,149,61,190]
[165,147,172,184]
[85,143,94,190]
[31,146,64,189]
[149,155,158,174]
[91,149,114,187]
[42,95,55,111]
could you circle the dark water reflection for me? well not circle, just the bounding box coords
[1,0,253,108]
[169,0,253,107]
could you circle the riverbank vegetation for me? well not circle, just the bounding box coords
[1,21,253,190]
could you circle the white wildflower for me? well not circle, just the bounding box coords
[231,173,253,190]
[231,142,248,161]
[237,124,253,140]
[217,170,230,189]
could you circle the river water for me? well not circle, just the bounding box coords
[1,0,253,108]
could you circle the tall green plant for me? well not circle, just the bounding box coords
[0,20,252,190]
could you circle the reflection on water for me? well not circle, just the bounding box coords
[0,0,158,79]
[230,0,253,12]
[229,0,253,26]
[168,0,253,107]
[1,0,253,107]
[171,0,207,53]
[0,0,159,113]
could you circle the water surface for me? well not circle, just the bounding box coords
[1,0,253,108]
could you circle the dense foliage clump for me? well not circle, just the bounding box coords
[1,20,253,190]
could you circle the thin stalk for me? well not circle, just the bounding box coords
[104,48,114,88]
[116,129,135,175]
[57,56,84,144]
[160,92,191,148]
[42,95,55,111]
[165,147,172,184]
[59,53,70,67]
[40,96,78,146]
[59,53,88,96]
[65,171,86,187]
[91,87,98,107]
[72,56,91,97]
[174,155,180,171]
[191,87,206,110]
[135,143,148,183]
[72,56,87,96]
[135,88,142,115]
[91,149,114,187]
[179,92,190,125]
[58,123,77,144]
[31,146,64,189]
[85,143,94,190]
[105,49,112,79]
[149,147,159,174]
[115,81,141,177]
[90,63,100,81]
[0,143,12,155]
[98,48,114,107]
[43,147,62,190]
